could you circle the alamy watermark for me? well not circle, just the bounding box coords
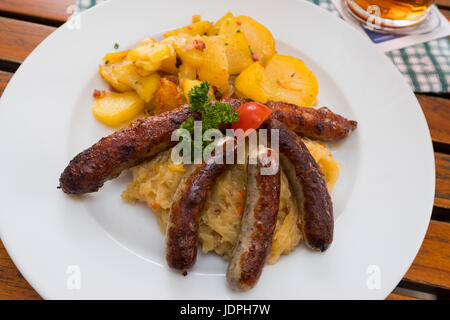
[66,265,81,290]
[170,123,280,175]
[366,5,382,30]
[366,264,381,290]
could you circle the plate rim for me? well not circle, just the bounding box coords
[0,0,435,299]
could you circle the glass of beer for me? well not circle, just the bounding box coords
[345,0,435,30]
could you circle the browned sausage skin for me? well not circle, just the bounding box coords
[227,147,281,291]
[59,100,246,195]
[221,98,357,141]
[264,119,333,251]
[59,106,192,194]
[59,98,354,195]
[166,139,237,275]
[267,101,357,141]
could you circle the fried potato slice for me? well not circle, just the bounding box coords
[99,50,160,102]
[174,36,205,68]
[265,54,318,106]
[178,62,197,82]
[235,54,318,106]
[102,50,129,64]
[165,35,229,89]
[99,54,133,92]
[207,12,234,36]
[127,38,172,76]
[132,73,160,103]
[92,91,144,126]
[218,33,253,74]
[196,36,229,90]
[152,77,186,114]
[219,16,275,65]
[234,62,270,103]
[164,20,213,38]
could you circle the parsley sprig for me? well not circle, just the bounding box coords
[179,82,238,152]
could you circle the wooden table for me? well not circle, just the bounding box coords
[0,0,449,300]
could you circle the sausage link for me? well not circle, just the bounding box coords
[264,119,333,251]
[166,139,237,274]
[227,147,281,291]
[59,105,192,194]
[267,100,357,141]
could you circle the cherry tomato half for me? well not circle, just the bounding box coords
[231,102,272,134]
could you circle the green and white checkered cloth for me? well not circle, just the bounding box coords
[77,0,450,92]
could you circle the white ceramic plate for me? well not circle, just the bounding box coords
[0,0,434,299]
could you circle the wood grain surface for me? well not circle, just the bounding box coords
[0,17,54,63]
[403,220,450,289]
[435,153,450,209]
[416,95,450,146]
[435,0,450,9]
[0,0,74,23]
[386,293,420,300]
[0,70,11,96]
[0,240,41,300]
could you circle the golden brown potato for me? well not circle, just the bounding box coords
[99,58,133,92]
[207,12,234,36]
[218,33,253,74]
[92,91,144,126]
[127,38,172,76]
[192,14,201,23]
[164,35,228,89]
[102,50,129,64]
[303,139,340,191]
[178,63,197,82]
[159,44,179,74]
[197,36,229,90]
[235,54,318,106]
[234,62,269,103]
[99,50,161,102]
[219,16,275,65]
[163,20,213,38]
[160,36,193,74]
[111,63,159,103]
[152,77,186,114]
[165,35,205,70]
[133,73,160,103]
[264,54,318,106]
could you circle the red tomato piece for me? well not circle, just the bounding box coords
[231,102,272,134]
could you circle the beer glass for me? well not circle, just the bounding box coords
[345,0,435,30]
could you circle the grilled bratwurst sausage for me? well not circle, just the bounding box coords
[59,100,246,195]
[264,119,333,251]
[227,147,281,291]
[59,106,192,194]
[221,98,357,141]
[267,101,357,141]
[166,139,237,275]
[59,97,354,195]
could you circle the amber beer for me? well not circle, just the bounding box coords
[346,0,435,28]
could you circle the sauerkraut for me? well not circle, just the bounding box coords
[122,140,339,264]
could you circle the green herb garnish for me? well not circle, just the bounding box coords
[236,29,241,33]
[105,60,110,65]
[179,82,238,153]
[114,43,119,49]
[248,45,253,56]
[225,42,229,46]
